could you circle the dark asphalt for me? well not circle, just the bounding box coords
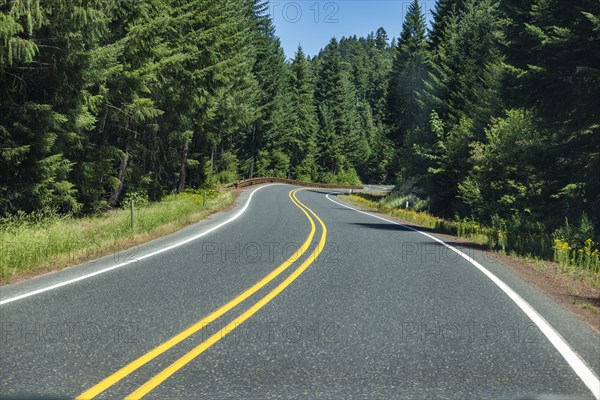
[0,184,598,399]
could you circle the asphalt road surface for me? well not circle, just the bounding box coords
[1,184,599,399]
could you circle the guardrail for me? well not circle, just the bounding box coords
[232,177,364,190]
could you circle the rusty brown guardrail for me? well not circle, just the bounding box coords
[232,177,363,190]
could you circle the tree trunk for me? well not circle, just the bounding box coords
[108,132,132,207]
[250,123,256,178]
[177,138,190,193]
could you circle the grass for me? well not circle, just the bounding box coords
[340,193,600,287]
[534,260,548,272]
[572,298,598,314]
[0,190,235,283]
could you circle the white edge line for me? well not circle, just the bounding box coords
[0,184,281,306]
[326,193,600,400]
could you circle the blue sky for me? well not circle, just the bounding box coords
[268,1,437,59]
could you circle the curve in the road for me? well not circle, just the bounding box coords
[0,184,282,306]
[327,193,600,400]
[123,188,328,398]
[77,188,325,399]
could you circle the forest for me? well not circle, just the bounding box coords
[1,0,599,249]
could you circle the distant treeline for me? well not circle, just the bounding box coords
[1,0,599,244]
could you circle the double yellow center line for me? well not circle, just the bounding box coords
[78,188,327,399]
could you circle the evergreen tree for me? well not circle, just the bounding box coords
[245,0,294,178]
[315,38,364,177]
[408,0,504,215]
[500,0,600,231]
[375,27,389,51]
[1,0,106,214]
[367,28,393,123]
[386,0,429,146]
[315,105,341,175]
[428,0,464,51]
[289,47,318,180]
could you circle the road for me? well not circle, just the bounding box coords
[1,184,599,399]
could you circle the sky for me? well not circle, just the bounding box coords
[268,1,437,59]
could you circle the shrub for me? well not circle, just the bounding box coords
[123,190,150,208]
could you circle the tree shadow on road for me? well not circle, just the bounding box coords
[348,222,500,257]
[348,222,413,232]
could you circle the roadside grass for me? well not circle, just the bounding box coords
[340,193,600,288]
[0,190,235,283]
[572,298,598,314]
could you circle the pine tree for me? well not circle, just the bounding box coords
[386,0,429,146]
[289,47,318,180]
[428,0,464,51]
[499,0,600,231]
[0,0,107,214]
[345,38,370,101]
[159,0,259,188]
[423,0,504,130]
[245,0,295,178]
[375,27,389,51]
[367,28,393,123]
[315,38,364,176]
[402,0,504,215]
[315,105,341,175]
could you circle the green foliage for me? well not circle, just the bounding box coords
[554,214,596,252]
[123,191,150,208]
[211,151,239,185]
[398,0,507,217]
[289,46,318,180]
[1,0,397,219]
[0,190,235,281]
[377,0,599,274]
[428,0,464,51]
[315,38,365,174]
[1,0,260,214]
[386,0,430,145]
[502,0,600,233]
[460,109,548,222]
[255,149,290,178]
[2,0,598,278]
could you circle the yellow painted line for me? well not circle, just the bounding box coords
[77,188,314,399]
[125,189,327,399]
